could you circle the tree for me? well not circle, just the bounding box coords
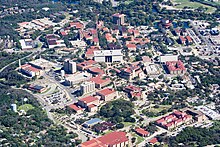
[116,123,124,129]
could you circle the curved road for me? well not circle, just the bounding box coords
[0,51,36,73]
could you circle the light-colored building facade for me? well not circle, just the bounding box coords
[94,50,123,63]
[96,88,117,102]
[64,60,76,74]
[159,54,178,63]
[112,13,126,25]
[78,96,99,108]
[80,81,96,95]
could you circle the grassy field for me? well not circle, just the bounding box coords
[171,0,217,13]
[149,105,171,113]
[103,130,113,135]
[122,0,134,5]
[18,104,34,112]
[122,122,134,127]
[132,133,145,144]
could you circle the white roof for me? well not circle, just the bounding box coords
[94,50,122,57]
[196,106,220,120]
[19,39,33,49]
[29,58,56,69]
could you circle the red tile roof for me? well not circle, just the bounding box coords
[77,60,97,69]
[97,88,115,96]
[165,122,174,127]
[127,43,136,49]
[69,22,84,29]
[186,36,192,42]
[156,118,165,124]
[88,104,97,108]
[174,118,183,124]
[80,139,106,147]
[90,75,111,85]
[68,104,83,111]
[79,96,98,104]
[88,67,104,74]
[173,110,183,116]
[21,64,41,72]
[135,128,150,136]
[93,37,99,43]
[98,131,128,146]
[105,33,113,41]
[60,31,67,36]
[149,138,158,144]
[166,60,186,72]
[125,85,141,92]
[179,36,186,42]
[86,49,96,55]
[165,114,175,120]
[80,131,128,147]
[131,92,142,97]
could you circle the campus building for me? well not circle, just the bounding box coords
[112,13,126,25]
[80,81,96,95]
[78,96,99,108]
[156,110,193,130]
[20,63,41,77]
[63,60,76,74]
[166,60,186,74]
[94,50,123,63]
[96,88,117,102]
[80,131,129,147]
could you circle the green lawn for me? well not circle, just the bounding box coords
[122,122,134,127]
[149,105,171,113]
[18,104,34,112]
[171,0,216,13]
[132,133,145,144]
[104,130,113,135]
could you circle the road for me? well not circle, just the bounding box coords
[0,51,35,73]
[138,126,167,147]
[190,20,214,51]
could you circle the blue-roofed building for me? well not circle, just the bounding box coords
[83,118,102,128]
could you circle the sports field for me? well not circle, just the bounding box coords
[172,0,217,13]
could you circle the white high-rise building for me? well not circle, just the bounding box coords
[64,60,76,74]
[80,81,96,95]
[61,70,65,77]
[11,104,17,112]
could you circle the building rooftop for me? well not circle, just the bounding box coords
[77,60,97,68]
[196,106,220,120]
[68,104,83,111]
[90,75,111,85]
[88,67,104,75]
[80,139,106,147]
[166,60,186,71]
[29,58,56,69]
[79,96,98,104]
[127,43,136,48]
[97,88,115,96]
[149,138,158,144]
[80,131,128,147]
[21,64,41,72]
[98,131,128,146]
[84,118,102,126]
[135,128,150,136]
[112,13,125,17]
[94,50,123,57]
